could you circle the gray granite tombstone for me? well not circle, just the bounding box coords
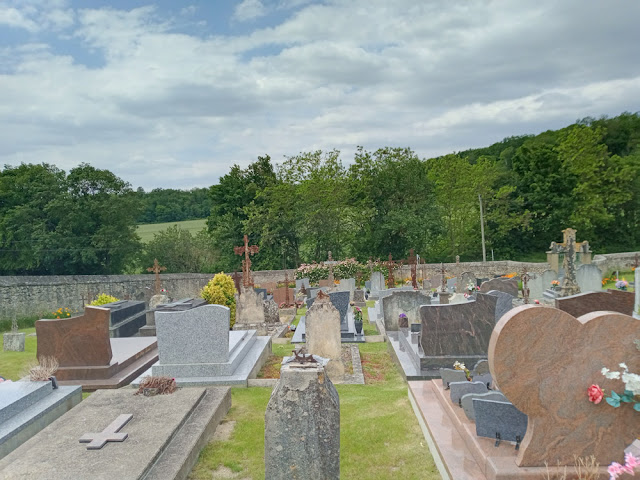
[254,288,268,300]
[422,279,432,291]
[381,290,431,331]
[370,272,385,293]
[265,361,340,480]
[576,264,602,293]
[486,290,514,322]
[295,278,310,291]
[526,273,544,302]
[473,359,490,375]
[447,277,457,293]
[474,399,528,443]
[440,368,468,388]
[479,278,518,296]
[460,272,477,293]
[541,269,558,292]
[263,299,280,324]
[365,280,371,290]
[450,381,488,405]
[472,373,493,389]
[353,289,365,303]
[461,391,507,421]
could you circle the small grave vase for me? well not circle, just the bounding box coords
[354,319,363,334]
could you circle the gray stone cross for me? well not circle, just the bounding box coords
[79,414,133,450]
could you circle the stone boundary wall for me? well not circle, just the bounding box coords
[1,254,637,319]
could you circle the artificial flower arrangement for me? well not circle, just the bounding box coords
[453,361,471,381]
[588,341,640,479]
[353,306,363,323]
[615,279,629,291]
[551,279,560,290]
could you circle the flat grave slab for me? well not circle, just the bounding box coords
[0,380,82,460]
[291,313,366,343]
[0,387,231,480]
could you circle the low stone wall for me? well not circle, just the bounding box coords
[1,253,637,319]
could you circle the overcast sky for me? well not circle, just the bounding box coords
[1,0,639,190]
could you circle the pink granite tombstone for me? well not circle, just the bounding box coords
[489,305,640,467]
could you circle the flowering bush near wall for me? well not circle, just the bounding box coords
[296,258,383,284]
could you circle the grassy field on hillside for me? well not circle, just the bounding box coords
[137,218,207,243]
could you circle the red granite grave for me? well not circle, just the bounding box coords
[36,306,158,391]
[555,288,634,317]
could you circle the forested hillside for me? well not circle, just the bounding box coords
[1,113,639,275]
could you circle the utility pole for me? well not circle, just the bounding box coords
[479,194,487,262]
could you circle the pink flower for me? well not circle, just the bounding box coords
[534,299,540,304]
[587,384,604,404]
[608,462,626,479]
[625,453,640,469]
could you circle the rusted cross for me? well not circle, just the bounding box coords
[79,414,133,450]
[293,348,317,364]
[627,253,640,271]
[234,235,259,287]
[408,249,418,289]
[440,263,447,293]
[326,251,335,284]
[383,254,396,288]
[521,270,531,304]
[284,271,290,306]
[147,259,166,294]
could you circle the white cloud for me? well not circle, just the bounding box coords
[233,0,267,22]
[0,0,639,190]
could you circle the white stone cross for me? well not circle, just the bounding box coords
[79,414,133,450]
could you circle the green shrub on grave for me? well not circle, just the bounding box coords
[89,294,120,306]
[200,272,237,328]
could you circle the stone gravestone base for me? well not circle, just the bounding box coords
[233,322,288,338]
[0,387,231,480]
[265,362,340,480]
[3,332,25,352]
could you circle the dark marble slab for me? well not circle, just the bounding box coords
[474,399,528,443]
[555,289,634,317]
[450,381,488,405]
[420,293,497,356]
[479,277,518,296]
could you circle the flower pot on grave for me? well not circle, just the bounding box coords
[354,319,363,334]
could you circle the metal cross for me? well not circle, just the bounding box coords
[440,263,447,293]
[79,414,133,450]
[234,235,259,287]
[284,270,290,306]
[293,348,317,364]
[521,270,530,304]
[327,251,335,284]
[627,253,640,271]
[147,259,167,294]
[383,254,396,288]
[408,249,418,289]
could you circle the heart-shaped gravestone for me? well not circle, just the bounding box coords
[489,305,640,467]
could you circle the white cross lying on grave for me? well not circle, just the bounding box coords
[79,414,133,450]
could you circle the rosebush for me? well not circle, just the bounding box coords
[200,272,237,328]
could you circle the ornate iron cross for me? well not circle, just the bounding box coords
[234,235,259,287]
[147,259,167,294]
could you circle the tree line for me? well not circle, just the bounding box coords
[1,112,639,275]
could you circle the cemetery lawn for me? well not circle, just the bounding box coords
[602,269,635,291]
[137,218,207,243]
[190,342,440,480]
[0,328,37,380]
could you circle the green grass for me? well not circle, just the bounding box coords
[0,328,37,380]
[362,300,379,336]
[136,218,207,243]
[292,306,306,327]
[602,269,635,291]
[189,343,439,480]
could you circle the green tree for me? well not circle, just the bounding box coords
[140,225,218,273]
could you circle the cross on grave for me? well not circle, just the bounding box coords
[408,249,418,289]
[284,271,290,306]
[147,259,167,294]
[626,253,640,271]
[521,270,531,304]
[440,262,447,293]
[383,254,397,288]
[326,251,335,284]
[79,414,133,450]
[234,235,259,288]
